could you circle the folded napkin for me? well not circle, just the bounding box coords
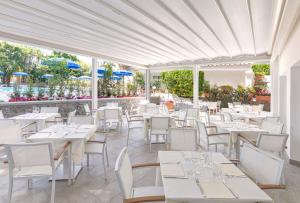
[199,180,235,199]
[219,164,245,177]
[161,163,185,178]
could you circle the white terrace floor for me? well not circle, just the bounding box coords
[0,125,300,203]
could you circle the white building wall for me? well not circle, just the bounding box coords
[204,71,249,88]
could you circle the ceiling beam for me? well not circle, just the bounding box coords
[154,0,218,56]
[214,0,243,54]
[96,0,196,59]
[148,53,270,69]
[0,30,147,68]
[246,0,256,56]
[182,0,231,57]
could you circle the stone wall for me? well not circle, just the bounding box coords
[0,97,145,117]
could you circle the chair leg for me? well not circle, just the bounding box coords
[87,154,90,167]
[127,128,130,146]
[105,145,109,167]
[102,154,107,182]
[8,178,13,203]
[51,177,55,203]
[215,144,217,152]
[27,179,32,189]
[149,134,152,152]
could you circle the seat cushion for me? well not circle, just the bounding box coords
[133,186,164,198]
[14,165,52,178]
[85,142,104,154]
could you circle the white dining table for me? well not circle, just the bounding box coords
[158,151,272,203]
[10,112,61,131]
[27,123,96,182]
[230,111,272,123]
[213,121,267,159]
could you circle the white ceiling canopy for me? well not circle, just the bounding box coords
[0,0,282,68]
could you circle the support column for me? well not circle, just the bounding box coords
[271,57,280,116]
[91,58,98,111]
[145,69,151,101]
[193,65,199,107]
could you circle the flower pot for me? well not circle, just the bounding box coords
[165,100,175,111]
[256,95,270,103]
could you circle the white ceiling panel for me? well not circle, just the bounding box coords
[0,0,281,68]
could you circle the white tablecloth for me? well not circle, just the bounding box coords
[158,151,272,203]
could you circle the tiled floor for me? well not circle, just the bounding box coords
[0,125,300,203]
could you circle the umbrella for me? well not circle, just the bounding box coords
[97,66,106,74]
[113,70,133,76]
[12,72,29,76]
[69,76,78,80]
[41,58,81,69]
[112,76,122,81]
[41,74,54,79]
[78,76,92,80]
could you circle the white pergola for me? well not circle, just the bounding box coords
[0,0,284,110]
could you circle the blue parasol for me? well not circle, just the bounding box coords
[113,70,133,76]
[41,74,54,79]
[97,66,107,74]
[12,72,29,76]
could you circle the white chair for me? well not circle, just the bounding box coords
[239,143,285,189]
[168,128,197,151]
[196,120,229,151]
[261,120,284,134]
[95,110,105,130]
[174,110,187,127]
[5,142,70,203]
[104,108,122,131]
[208,102,218,114]
[256,133,289,158]
[228,103,234,109]
[0,110,4,119]
[233,102,241,106]
[83,104,91,116]
[40,107,59,113]
[186,108,199,126]
[115,147,165,203]
[223,112,233,122]
[69,115,108,179]
[125,110,144,146]
[145,103,157,113]
[66,110,76,125]
[149,116,170,152]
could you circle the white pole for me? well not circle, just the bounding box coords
[145,69,151,101]
[193,65,199,107]
[92,58,98,111]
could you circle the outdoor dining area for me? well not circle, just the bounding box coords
[0,98,291,203]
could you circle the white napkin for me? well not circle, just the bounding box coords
[161,164,185,178]
[200,180,235,199]
[219,164,245,177]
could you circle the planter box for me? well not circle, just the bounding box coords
[256,95,271,103]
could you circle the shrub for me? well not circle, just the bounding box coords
[252,64,270,75]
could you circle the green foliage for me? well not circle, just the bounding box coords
[25,81,34,98]
[252,64,270,75]
[48,78,57,97]
[161,70,205,98]
[37,85,45,98]
[133,71,145,90]
[11,84,21,98]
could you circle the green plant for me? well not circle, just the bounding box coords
[161,70,204,98]
[254,72,265,76]
[67,80,75,97]
[25,81,34,98]
[11,84,21,98]
[48,78,57,97]
[37,85,45,98]
[252,64,270,75]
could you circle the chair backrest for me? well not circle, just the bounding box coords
[6,142,54,173]
[223,112,233,122]
[40,107,59,113]
[233,102,241,106]
[177,110,187,121]
[66,110,76,125]
[115,147,133,199]
[0,124,22,144]
[264,116,280,123]
[195,120,209,148]
[186,108,199,119]
[104,108,120,120]
[0,110,4,119]
[83,104,91,115]
[168,128,197,151]
[150,116,170,130]
[261,120,284,134]
[69,115,93,124]
[240,143,284,185]
[228,103,234,109]
[256,133,289,155]
[145,103,157,113]
[107,102,118,107]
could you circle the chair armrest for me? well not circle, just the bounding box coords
[258,184,286,190]
[124,195,165,203]
[87,140,106,144]
[21,121,37,130]
[132,162,160,168]
[208,132,230,136]
[239,135,256,146]
[206,125,217,128]
[229,159,240,164]
[53,142,71,160]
